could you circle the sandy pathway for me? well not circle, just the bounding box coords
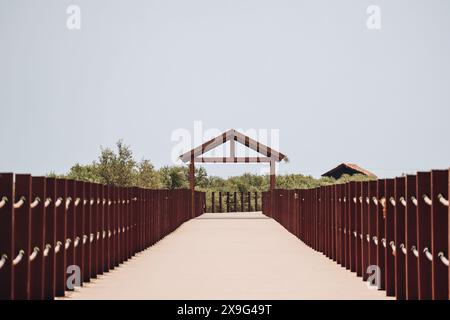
[64,212,390,300]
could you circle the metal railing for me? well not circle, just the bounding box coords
[262,169,449,300]
[0,173,205,300]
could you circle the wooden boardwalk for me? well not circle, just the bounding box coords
[64,212,390,300]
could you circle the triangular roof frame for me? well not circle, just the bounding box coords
[179,129,287,163]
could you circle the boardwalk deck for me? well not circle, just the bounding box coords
[63,212,390,300]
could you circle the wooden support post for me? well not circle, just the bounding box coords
[270,160,276,191]
[190,154,195,218]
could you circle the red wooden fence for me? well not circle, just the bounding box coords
[262,169,450,300]
[0,173,205,300]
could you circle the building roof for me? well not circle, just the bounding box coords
[179,129,287,163]
[321,163,377,178]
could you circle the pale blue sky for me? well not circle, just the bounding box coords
[1,0,449,178]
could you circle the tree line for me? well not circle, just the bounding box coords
[48,140,375,193]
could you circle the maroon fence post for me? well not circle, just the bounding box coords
[104,185,110,272]
[90,184,98,278]
[405,174,418,299]
[65,180,75,290]
[355,181,362,277]
[417,172,432,299]
[83,182,91,282]
[211,192,215,213]
[336,185,341,265]
[431,170,449,300]
[255,192,258,211]
[340,184,346,266]
[394,177,406,300]
[331,185,335,258]
[98,185,105,274]
[43,178,56,300]
[348,182,356,273]
[361,181,369,280]
[0,173,14,300]
[55,178,67,297]
[368,180,378,279]
[376,179,386,291]
[384,178,396,297]
[29,176,46,299]
[74,181,84,284]
[13,174,31,299]
[234,192,237,212]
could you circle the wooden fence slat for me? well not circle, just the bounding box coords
[29,176,46,299]
[394,177,406,300]
[405,175,418,299]
[417,172,432,300]
[431,170,449,300]
[55,178,67,297]
[43,178,56,300]
[0,173,14,300]
[385,178,396,297]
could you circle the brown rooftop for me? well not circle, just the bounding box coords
[321,163,377,179]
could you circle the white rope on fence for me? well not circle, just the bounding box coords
[389,241,396,255]
[422,194,432,206]
[30,197,41,209]
[0,254,7,270]
[29,247,40,262]
[411,245,419,258]
[12,250,25,266]
[55,197,63,208]
[423,247,433,261]
[399,197,407,207]
[389,197,396,207]
[13,196,26,209]
[65,197,72,209]
[379,197,386,208]
[400,243,407,255]
[410,196,418,206]
[0,196,8,209]
[43,244,51,257]
[372,197,378,205]
[372,236,378,246]
[437,194,449,207]
[65,239,72,249]
[44,198,52,207]
[54,241,62,254]
[438,252,449,266]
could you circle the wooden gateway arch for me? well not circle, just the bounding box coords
[179,129,287,216]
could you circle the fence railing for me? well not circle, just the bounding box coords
[206,191,260,213]
[0,172,205,300]
[262,169,450,300]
